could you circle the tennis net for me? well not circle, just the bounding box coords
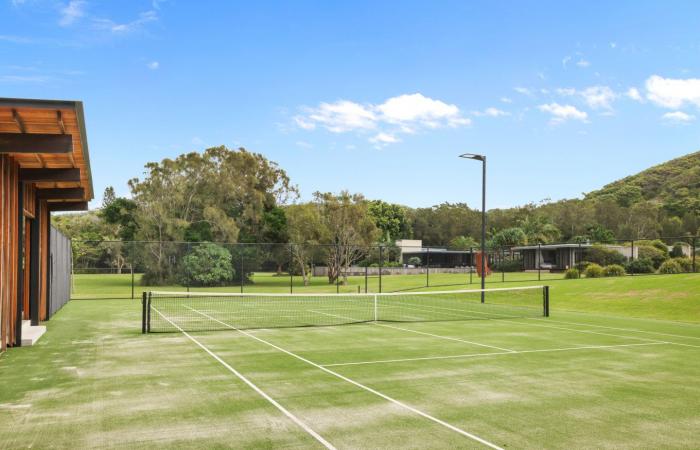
[142,285,549,333]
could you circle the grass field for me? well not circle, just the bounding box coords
[1,274,699,448]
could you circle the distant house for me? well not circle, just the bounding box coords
[396,239,474,268]
[511,243,637,271]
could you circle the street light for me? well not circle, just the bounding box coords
[459,153,486,303]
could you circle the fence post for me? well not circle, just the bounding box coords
[578,242,583,277]
[501,247,505,283]
[426,247,430,288]
[630,240,635,276]
[365,264,368,293]
[537,243,541,282]
[469,247,473,285]
[240,244,244,293]
[379,245,383,294]
[289,244,294,294]
[543,285,550,317]
[131,241,135,300]
[336,243,340,294]
[141,291,147,334]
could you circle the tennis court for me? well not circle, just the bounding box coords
[130,286,699,449]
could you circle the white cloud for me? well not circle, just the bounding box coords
[625,87,643,102]
[514,87,534,96]
[609,42,617,49]
[306,100,376,133]
[580,86,616,110]
[473,107,510,118]
[662,111,695,123]
[296,140,313,149]
[369,132,399,144]
[59,0,86,27]
[93,10,158,33]
[295,93,470,146]
[500,97,512,103]
[576,59,590,68]
[147,61,159,70]
[645,75,700,109]
[562,56,572,68]
[538,103,588,124]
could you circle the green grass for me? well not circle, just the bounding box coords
[1,274,699,448]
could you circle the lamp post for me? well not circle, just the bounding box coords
[459,153,486,303]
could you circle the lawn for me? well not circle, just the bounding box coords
[0,274,698,448]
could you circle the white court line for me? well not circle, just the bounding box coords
[322,342,667,367]
[309,310,516,353]
[516,319,700,349]
[186,306,505,450]
[151,307,336,450]
[533,318,700,341]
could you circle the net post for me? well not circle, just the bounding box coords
[146,291,152,333]
[543,285,550,317]
[141,291,147,334]
[373,294,378,322]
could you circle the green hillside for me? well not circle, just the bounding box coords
[585,150,700,216]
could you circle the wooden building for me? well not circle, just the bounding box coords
[0,98,93,352]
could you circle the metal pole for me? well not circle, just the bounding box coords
[365,263,368,293]
[501,247,505,283]
[469,247,473,285]
[537,243,541,282]
[379,245,383,294]
[480,157,486,303]
[240,245,244,293]
[289,244,293,294]
[131,241,135,300]
[426,247,430,288]
[336,243,340,294]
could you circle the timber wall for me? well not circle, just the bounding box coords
[0,155,19,352]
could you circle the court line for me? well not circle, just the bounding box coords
[515,319,700,349]
[186,306,505,450]
[531,318,700,341]
[322,342,667,367]
[309,309,516,353]
[151,307,336,450]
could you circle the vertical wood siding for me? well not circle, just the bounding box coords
[0,155,20,351]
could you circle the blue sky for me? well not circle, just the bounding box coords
[1,1,699,209]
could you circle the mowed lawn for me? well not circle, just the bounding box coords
[0,274,697,448]
[74,271,700,323]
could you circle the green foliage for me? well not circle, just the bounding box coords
[585,245,626,266]
[637,245,669,269]
[670,242,687,258]
[449,235,479,250]
[585,224,616,243]
[490,227,527,247]
[584,263,604,278]
[625,258,655,274]
[492,259,522,272]
[603,264,626,277]
[671,257,692,272]
[368,200,411,242]
[180,243,234,287]
[407,256,422,266]
[517,215,561,244]
[564,268,580,279]
[658,259,683,274]
[409,203,481,246]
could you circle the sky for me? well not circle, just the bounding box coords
[1,1,699,210]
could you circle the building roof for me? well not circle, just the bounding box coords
[0,98,93,210]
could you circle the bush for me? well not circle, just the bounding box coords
[407,256,422,267]
[602,264,626,277]
[672,257,692,272]
[638,239,669,253]
[492,259,522,272]
[180,243,234,287]
[564,268,580,279]
[625,258,655,274]
[585,245,626,266]
[658,259,682,274]
[637,245,669,269]
[584,263,604,278]
[670,243,686,258]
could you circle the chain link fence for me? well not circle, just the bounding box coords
[69,236,698,299]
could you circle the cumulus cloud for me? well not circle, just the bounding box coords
[626,87,643,102]
[514,87,534,96]
[662,111,695,123]
[645,75,700,109]
[472,107,510,117]
[295,93,470,146]
[538,103,588,124]
[576,59,590,68]
[500,97,512,103]
[59,0,86,26]
[556,86,617,110]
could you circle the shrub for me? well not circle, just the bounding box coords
[603,264,626,277]
[564,268,580,279]
[637,245,669,269]
[670,243,687,258]
[625,258,655,274]
[492,259,522,272]
[584,263,604,278]
[180,243,234,287]
[658,259,682,274]
[672,257,692,272]
[585,245,626,266]
[407,256,422,267]
[638,239,670,253]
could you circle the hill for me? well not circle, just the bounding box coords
[584,150,700,217]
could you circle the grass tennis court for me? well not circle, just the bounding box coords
[1,275,699,449]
